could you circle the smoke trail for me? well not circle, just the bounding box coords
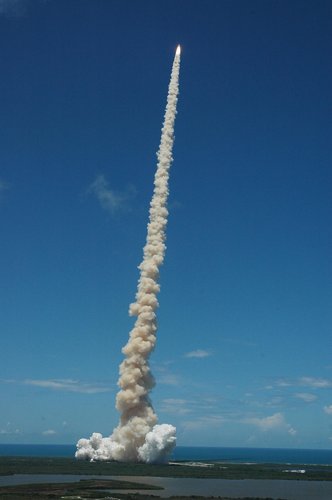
[76,46,181,463]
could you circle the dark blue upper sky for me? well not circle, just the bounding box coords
[0,0,331,447]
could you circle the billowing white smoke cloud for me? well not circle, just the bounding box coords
[76,46,181,463]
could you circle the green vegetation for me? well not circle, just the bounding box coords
[0,456,329,499]
[0,478,161,499]
[0,476,288,500]
[0,456,332,481]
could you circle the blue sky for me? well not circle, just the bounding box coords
[1,0,331,449]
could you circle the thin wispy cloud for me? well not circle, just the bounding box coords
[299,377,332,388]
[22,378,112,394]
[0,422,20,435]
[183,415,225,430]
[323,405,332,415]
[42,429,56,436]
[160,394,228,419]
[162,398,189,405]
[158,373,180,386]
[88,174,135,215]
[0,428,20,435]
[151,360,175,372]
[276,376,332,389]
[184,349,212,359]
[150,361,179,386]
[294,392,317,403]
[161,398,192,415]
[265,396,284,407]
[0,0,28,16]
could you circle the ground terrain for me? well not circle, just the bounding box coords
[0,456,331,499]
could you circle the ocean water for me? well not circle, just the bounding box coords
[172,446,332,465]
[0,444,332,465]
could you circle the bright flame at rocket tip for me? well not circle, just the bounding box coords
[176,45,181,56]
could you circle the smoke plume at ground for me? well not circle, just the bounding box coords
[76,46,181,463]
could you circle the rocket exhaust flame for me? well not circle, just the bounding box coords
[75,46,181,463]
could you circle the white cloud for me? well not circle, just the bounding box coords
[276,376,332,389]
[42,429,56,436]
[184,349,212,359]
[23,378,111,394]
[266,396,283,407]
[245,412,285,431]
[276,379,292,387]
[323,405,332,415]
[158,374,180,386]
[162,398,189,405]
[161,398,192,415]
[88,174,135,214]
[161,395,223,417]
[244,412,296,435]
[0,422,20,435]
[299,377,332,388]
[0,428,20,435]
[183,415,225,430]
[294,392,317,403]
